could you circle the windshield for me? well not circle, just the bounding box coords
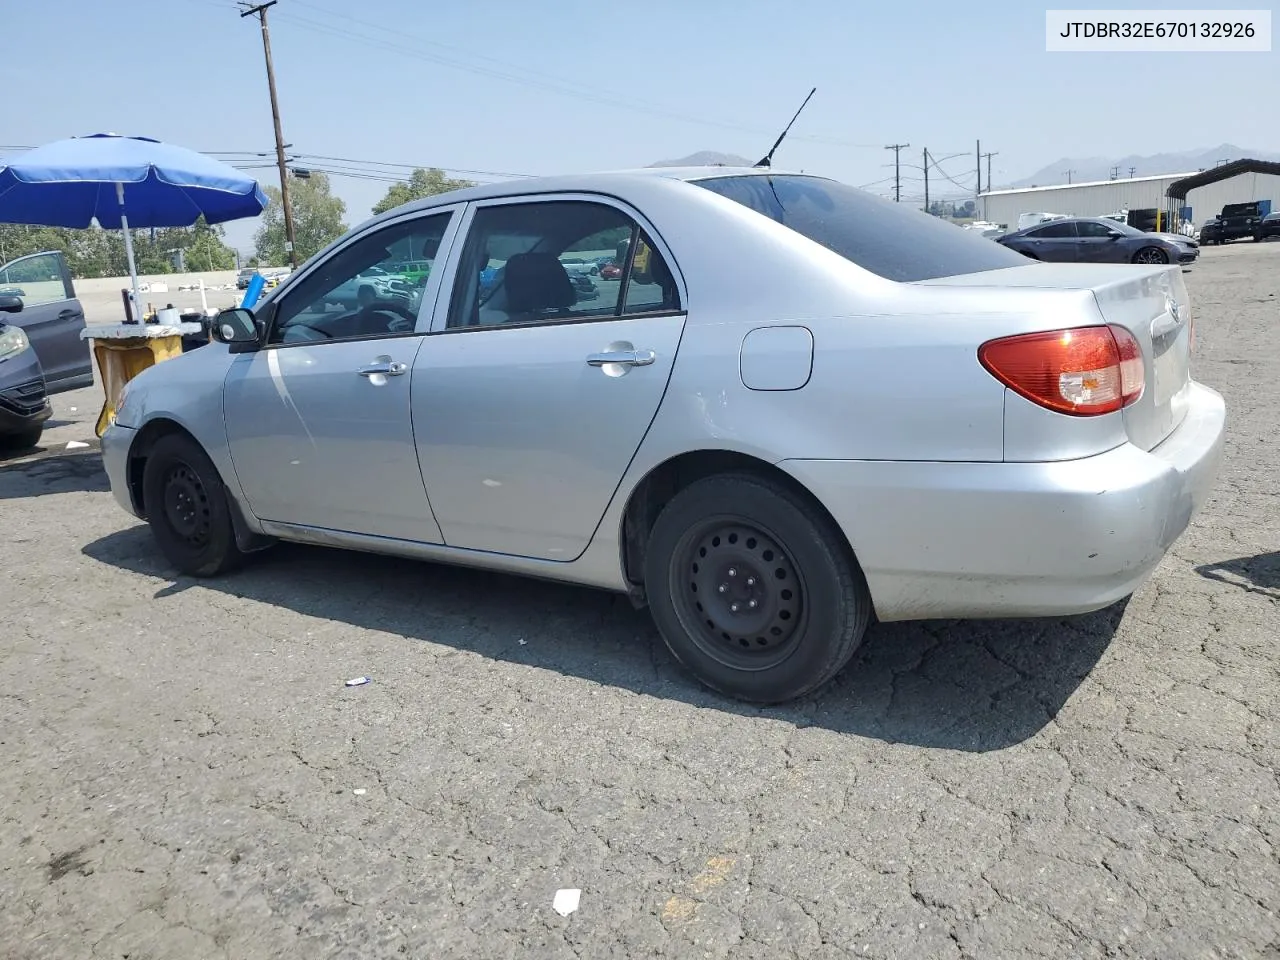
[1222,204,1257,217]
[692,174,1029,281]
[1109,220,1148,237]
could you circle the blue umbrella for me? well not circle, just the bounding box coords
[0,132,269,319]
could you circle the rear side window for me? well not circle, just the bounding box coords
[693,174,1029,282]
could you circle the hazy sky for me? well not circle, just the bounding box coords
[4,0,1277,253]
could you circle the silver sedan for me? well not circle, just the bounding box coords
[101,167,1225,704]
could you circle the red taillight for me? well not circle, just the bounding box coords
[978,324,1145,416]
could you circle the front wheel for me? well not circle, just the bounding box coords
[142,433,245,577]
[1133,246,1169,264]
[644,472,872,704]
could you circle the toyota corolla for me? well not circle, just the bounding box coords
[100,167,1225,704]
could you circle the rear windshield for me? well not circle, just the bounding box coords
[692,174,1029,282]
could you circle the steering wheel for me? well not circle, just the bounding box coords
[361,299,418,332]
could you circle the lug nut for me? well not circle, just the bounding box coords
[746,577,756,587]
[728,567,737,577]
[748,599,757,609]
[730,602,740,612]
[718,584,727,593]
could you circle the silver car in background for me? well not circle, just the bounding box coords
[100,167,1225,704]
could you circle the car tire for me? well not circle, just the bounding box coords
[0,426,43,450]
[643,471,872,704]
[142,433,245,577]
[1132,246,1169,265]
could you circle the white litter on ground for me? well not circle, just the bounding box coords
[65,441,90,449]
[345,676,372,687]
[352,788,367,796]
[552,889,581,917]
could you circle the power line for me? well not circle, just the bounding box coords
[273,4,880,150]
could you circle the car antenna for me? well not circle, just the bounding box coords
[754,87,817,168]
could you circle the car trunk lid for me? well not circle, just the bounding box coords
[916,262,1193,451]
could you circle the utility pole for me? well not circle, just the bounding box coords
[1128,166,1136,178]
[239,0,298,269]
[981,151,998,191]
[1063,169,1075,184]
[976,140,981,196]
[1109,165,1120,180]
[923,147,930,214]
[884,143,909,202]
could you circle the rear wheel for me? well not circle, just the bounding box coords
[643,472,871,704]
[1133,246,1169,264]
[142,433,244,577]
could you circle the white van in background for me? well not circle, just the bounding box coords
[1016,212,1071,230]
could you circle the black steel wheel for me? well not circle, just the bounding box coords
[1133,246,1169,265]
[142,432,245,577]
[644,472,872,704]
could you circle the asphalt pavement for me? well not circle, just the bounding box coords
[2,242,1278,959]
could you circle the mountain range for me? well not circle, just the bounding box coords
[650,145,1280,190]
[1007,144,1280,188]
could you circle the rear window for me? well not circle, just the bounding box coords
[692,174,1029,282]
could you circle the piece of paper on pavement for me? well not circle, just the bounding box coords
[66,441,90,449]
[552,888,581,917]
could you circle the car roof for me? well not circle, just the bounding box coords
[358,165,811,225]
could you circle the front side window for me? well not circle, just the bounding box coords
[693,174,1029,282]
[268,212,452,345]
[1077,221,1118,238]
[0,252,73,306]
[446,200,679,329]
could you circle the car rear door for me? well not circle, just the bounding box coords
[411,195,687,561]
[1022,220,1079,261]
[0,251,91,393]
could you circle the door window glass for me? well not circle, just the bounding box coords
[0,252,71,306]
[1076,220,1117,238]
[268,212,452,345]
[446,200,679,329]
[1029,221,1077,238]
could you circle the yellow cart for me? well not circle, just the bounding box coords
[80,321,206,437]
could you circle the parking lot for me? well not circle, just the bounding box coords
[2,241,1278,959]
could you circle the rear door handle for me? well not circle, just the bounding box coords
[57,308,82,319]
[357,359,408,377]
[587,349,656,367]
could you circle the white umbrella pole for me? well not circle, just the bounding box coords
[116,182,144,323]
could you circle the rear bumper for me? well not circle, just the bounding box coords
[101,422,141,518]
[780,381,1225,622]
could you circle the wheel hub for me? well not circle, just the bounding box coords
[684,523,802,658]
[163,464,211,546]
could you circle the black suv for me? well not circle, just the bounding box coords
[1210,202,1266,243]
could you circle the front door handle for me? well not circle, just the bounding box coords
[587,349,656,367]
[357,359,408,377]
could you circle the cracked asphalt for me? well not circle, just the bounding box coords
[2,243,1279,960]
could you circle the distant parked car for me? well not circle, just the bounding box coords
[0,300,52,449]
[559,257,600,277]
[1198,219,1224,245]
[101,167,1224,704]
[0,250,92,394]
[1255,211,1280,241]
[1215,202,1266,242]
[997,217,1199,265]
[599,261,623,280]
[235,267,260,290]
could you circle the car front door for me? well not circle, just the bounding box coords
[1074,219,1128,262]
[0,251,91,393]
[1021,220,1079,261]
[222,207,462,542]
[411,196,687,561]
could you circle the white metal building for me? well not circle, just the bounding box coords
[979,160,1280,229]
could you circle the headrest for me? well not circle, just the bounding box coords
[504,252,575,313]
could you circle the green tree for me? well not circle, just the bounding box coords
[372,168,475,216]
[254,172,348,266]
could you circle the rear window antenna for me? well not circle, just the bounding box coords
[754,87,817,168]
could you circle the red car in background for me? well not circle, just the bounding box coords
[599,261,623,280]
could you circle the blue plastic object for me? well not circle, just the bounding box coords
[240,273,266,308]
[0,132,268,228]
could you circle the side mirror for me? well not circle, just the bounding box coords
[209,308,260,348]
[0,295,22,314]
